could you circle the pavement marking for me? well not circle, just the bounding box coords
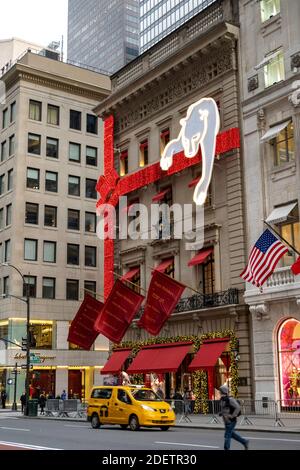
[0,440,62,450]
[155,441,219,449]
[0,426,30,432]
[248,437,300,443]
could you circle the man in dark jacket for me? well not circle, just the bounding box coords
[219,385,249,450]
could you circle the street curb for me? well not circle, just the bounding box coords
[19,416,300,433]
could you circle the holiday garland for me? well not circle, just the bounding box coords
[114,329,239,414]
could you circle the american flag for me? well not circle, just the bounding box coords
[241,229,288,287]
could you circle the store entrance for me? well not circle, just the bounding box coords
[30,369,55,398]
[68,369,85,399]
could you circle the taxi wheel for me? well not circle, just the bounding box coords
[120,424,128,430]
[91,413,101,429]
[129,415,140,431]
[160,426,170,431]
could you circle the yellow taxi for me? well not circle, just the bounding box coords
[87,385,175,431]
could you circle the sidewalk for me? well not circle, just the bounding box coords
[1,408,299,433]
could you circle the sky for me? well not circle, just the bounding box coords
[0,0,68,56]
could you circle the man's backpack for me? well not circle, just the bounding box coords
[224,396,242,417]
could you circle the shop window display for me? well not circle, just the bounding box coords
[278,318,300,404]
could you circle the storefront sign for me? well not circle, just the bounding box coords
[68,294,103,350]
[94,279,144,343]
[138,271,185,336]
[14,353,55,363]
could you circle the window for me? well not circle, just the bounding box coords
[260,0,280,22]
[46,137,59,158]
[25,203,39,224]
[86,146,97,166]
[84,280,96,298]
[26,168,40,190]
[85,212,96,233]
[85,178,97,199]
[70,110,81,131]
[42,277,55,299]
[7,169,13,191]
[120,150,128,176]
[160,128,170,153]
[9,134,15,156]
[2,108,8,129]
[91,388,112,399]
[85,246,96,267]
[43,241,56,263]
[47,104,59,125]
[68,175,80,196]
[28,133,41,155]
[3,277,9,295]
[278,318,300,403]
[117,389,132,404]
[277,206,300,266]
[165,258,175,278]
[272,121,294,166]
[264,51,284,87]
[24,239,37,261]
[69,142,81,162]
[44,205,57,227]
[0,174,4,195]
[29,322,52,348]
[86,114,98,134]
[66,279,79,300]
[139,140,148,167]
[10,102,16,123]
[198,252,215,295]
[68,209,80,230]
[29,100,42,121]
[67,244,79,265]
[4,239,11,262]
[45,171,58,192]
[23,276,37,298]
[1,141,7,161]
[6,204,12,226]
[0,209,3,230]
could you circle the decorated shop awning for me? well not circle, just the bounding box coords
[152,189,170,202]
[121,267,140,281]
[101,348,132,375]
[266,202,297,225]
[188,248,213,267]
[127,342,193,374]
[188,176,200,188]
[260,120,290,143]
[188,338,229,371]
[155,258,173,273]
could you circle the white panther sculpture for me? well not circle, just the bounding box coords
[160,97,220,206]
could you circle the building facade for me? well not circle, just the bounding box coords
[67,0,140,75]
[94,0,252,405]
[240,0,300,402]
[0,51,111,403]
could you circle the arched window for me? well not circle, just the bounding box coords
[278,318,300,404]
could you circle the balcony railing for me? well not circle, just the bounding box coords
[266,267,296,288]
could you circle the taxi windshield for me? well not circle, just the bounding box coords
[131,389,161,402]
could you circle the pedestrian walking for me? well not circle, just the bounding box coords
[1,389,7,409]
[218,384,249,451]
[61,390,67,400]
[20,392,26,413]
[39,391,46,415]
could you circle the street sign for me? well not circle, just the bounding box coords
[30,353,42,364]
[7,378,13,385]
[21,365,27,370]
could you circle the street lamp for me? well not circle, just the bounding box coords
[2,263,30,416]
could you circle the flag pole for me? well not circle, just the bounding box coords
[148,266,202,296]
[111,271,147,294]
[263,220,300,256]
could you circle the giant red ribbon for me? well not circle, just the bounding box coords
[67,295,104,350]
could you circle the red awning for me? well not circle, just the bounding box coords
[152,189,170,202]
[155,258,173,273]
[188,339,229,371]
[101,349,131,375]
[161,129,170,138]
[188,176,200,188]
[120,151,128,160]
[127,342,192,374]
[121,267,140,281]
[188,248,213,267]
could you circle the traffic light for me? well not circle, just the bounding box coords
[21,337,27,351]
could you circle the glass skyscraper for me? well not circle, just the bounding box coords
[68,0,140,75]
[140,0,218,53]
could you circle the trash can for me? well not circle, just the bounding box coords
[27,399,39,416]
